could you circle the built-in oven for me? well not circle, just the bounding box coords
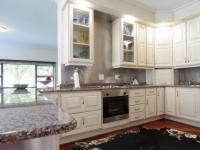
[102,89,129,123]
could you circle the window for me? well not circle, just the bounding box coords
[0,61,56,104]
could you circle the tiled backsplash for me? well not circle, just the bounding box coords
[61,11,146,84]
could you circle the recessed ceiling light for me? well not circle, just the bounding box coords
[0,25,9,32]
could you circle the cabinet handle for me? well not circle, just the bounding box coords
[82,99,84,104]
[187,57,190,63]
[135,100,140,103]
[146,99,148,104]
[176,91,179,97]
[157,92,160,96]
[185,57,187,63]
[82,118,85,125]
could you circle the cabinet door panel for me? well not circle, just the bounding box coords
[84,95,101,111]
[155,27,172,67]
[84,111,101,129]
[173,23,187,66]
[137,24,147,66]
[146,95,157,118]
[187,17,200,65]
[157,88,165,115]
[165,87,176,116]
[147,27,154,66]
[130,104,145,114]
[176,88,199,121]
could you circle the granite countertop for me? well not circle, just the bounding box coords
[40,84,165,93]
[0,101,77,144]
[40,83,200,93]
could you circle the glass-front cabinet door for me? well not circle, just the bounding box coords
[62,4,94,66]
[112,18,136,68]
[122,21,136,64]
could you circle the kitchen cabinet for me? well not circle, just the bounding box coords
[146,88,157,118]
[62,110,101,136]
[165,87,176,116]
[155,27,172,67]
[187,16,200,66]
[61,91,102,136]
[137,24,147,66]
[129,89,146,121]
[61,91,101,113]
[173,23,187,67]
[176,88,200,121]
[112,18,137,68]
[146,27,155,67]
[61,4,94,66]
[157,88,165,115]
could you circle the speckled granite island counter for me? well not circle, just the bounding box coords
[0,101,77,150]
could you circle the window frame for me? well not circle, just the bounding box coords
[0,60,56,104]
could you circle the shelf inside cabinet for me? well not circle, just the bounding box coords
[124,49,133,53]
[123,34,134,38]
[73,23,89,29]
[73,42,89,46]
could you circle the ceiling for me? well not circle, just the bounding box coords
[0,0,57,49]
[125,0,196,11]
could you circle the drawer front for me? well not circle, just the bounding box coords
[84,95,101,111]
[129,89,145,97]
[146,88,156,95]
[61,96,84,113]
[130,104,145,113]
[130,112,145,121]
[129,96,145,105]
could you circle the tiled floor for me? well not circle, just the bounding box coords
[60,119,200,150]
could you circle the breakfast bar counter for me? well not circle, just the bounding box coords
[0,101,77,150]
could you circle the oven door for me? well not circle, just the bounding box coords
[103,95,129,123]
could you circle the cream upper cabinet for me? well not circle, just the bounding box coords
[173,23,187,67]
[176,88,200,121]
[137,24,147,66]
[155,27,173,67]
[112,18,137,68]
[165,87,176,116]
[61,4,94,66]
[157,88,165,115]
[146,27,155,67]
[187,16,200,66]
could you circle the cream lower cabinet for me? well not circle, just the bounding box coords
[61,91,102,136]
[165,87,176,116]
[129,89,146,121]
[146,88,157,118]
[157,88,165,115]
[176,88,200,121]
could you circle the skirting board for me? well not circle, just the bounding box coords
[60,115,164,144]
[165,115,200,128]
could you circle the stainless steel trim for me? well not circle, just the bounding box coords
[103,114,129,123]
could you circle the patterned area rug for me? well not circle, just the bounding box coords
[72,127,200,150]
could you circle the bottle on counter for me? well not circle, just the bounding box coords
[73,68,80,89]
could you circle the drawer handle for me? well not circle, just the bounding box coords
[135,108,141,111]
[82,118,85,125]
[135,100,140,103]
[135,116,140,119]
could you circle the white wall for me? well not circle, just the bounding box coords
[0,40,57,62]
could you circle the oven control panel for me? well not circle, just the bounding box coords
[102,89,128,97]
